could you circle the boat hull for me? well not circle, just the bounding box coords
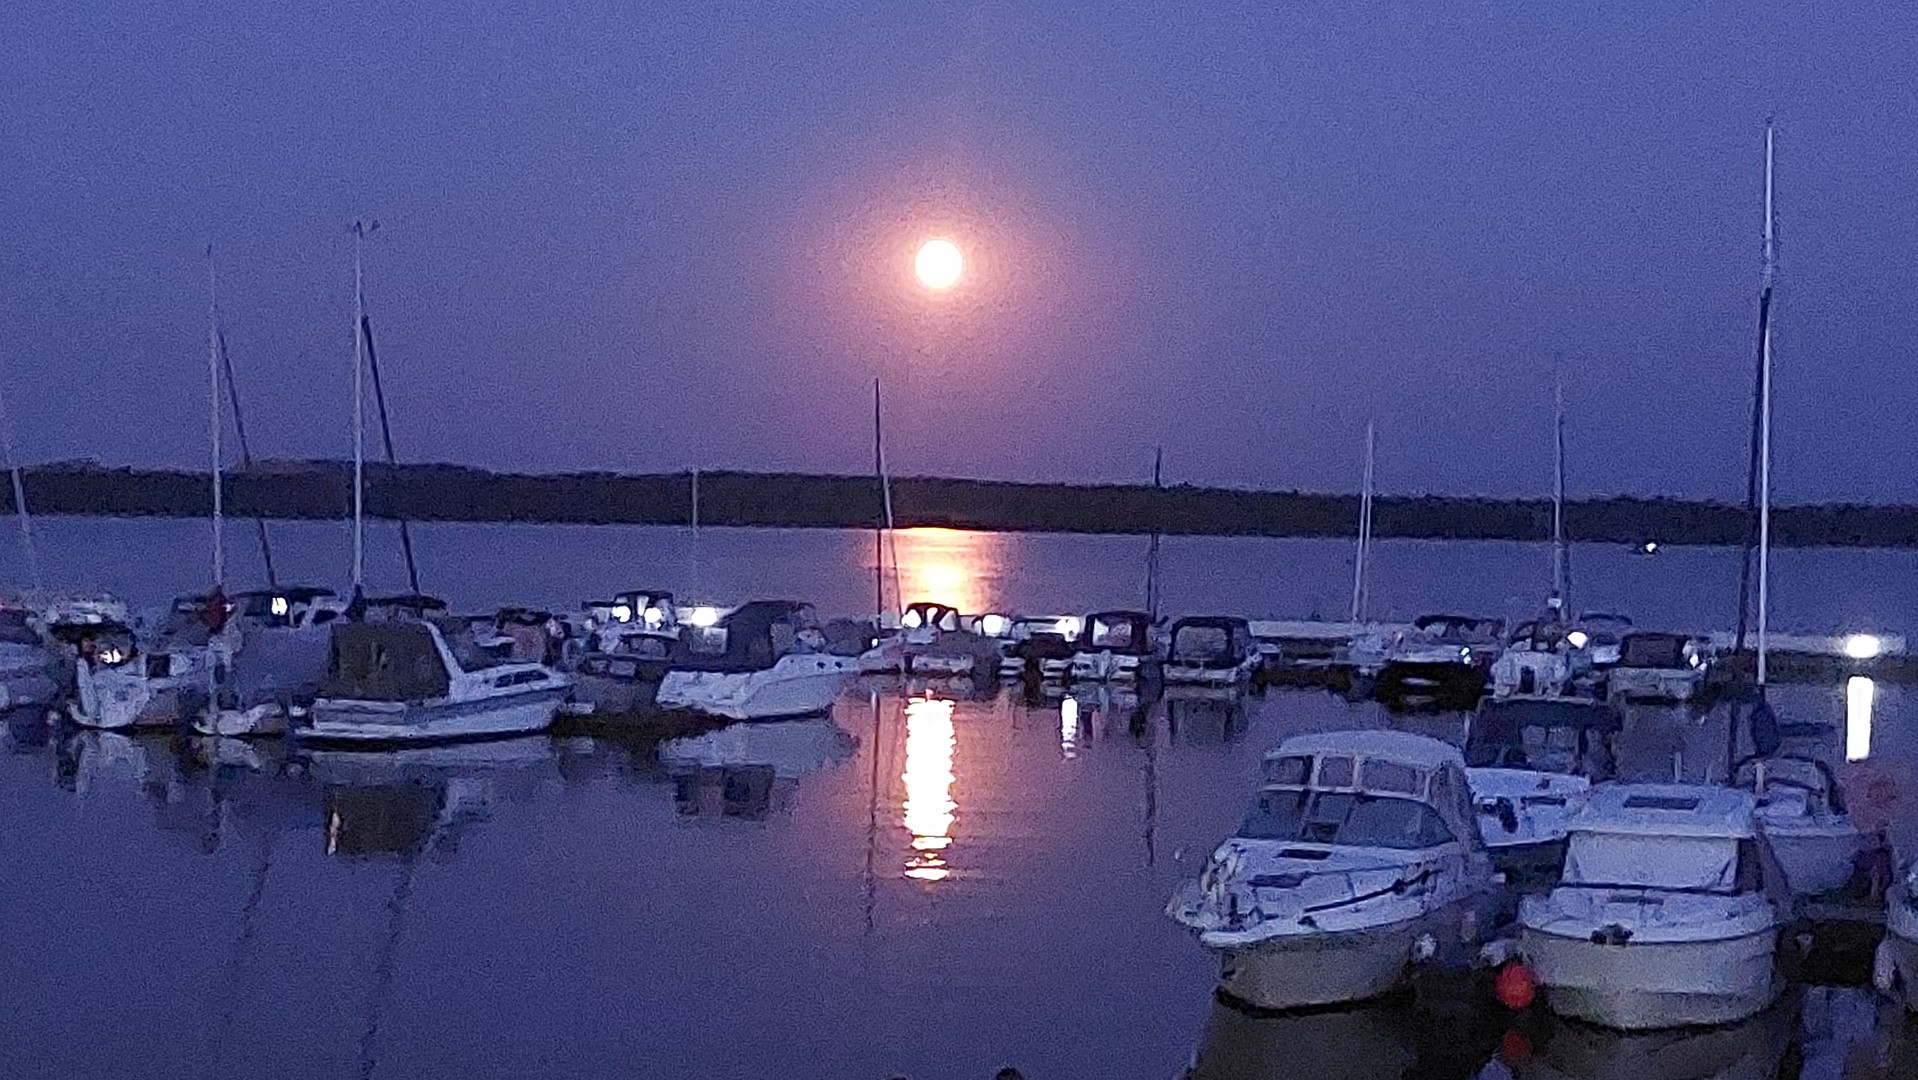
[1212,898,1492,1012]
[303,687,563,744]
[656,657,851,722]
[1875,885,1918,1010]
[1520,926,1780,1029]
[1764,822,1861,896]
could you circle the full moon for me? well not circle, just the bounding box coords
[913,238,964,290]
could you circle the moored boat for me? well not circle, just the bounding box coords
[1163,616,1259,686]
[1734,754,1866,897]
[655,601,854,722]
[1069,610,1160,684]
[1874,859,1918,1011]
[1517,783,1793,1030]
[1464,696,1620,884]
[1168,730,1505,1011]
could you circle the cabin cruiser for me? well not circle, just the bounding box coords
[1517,783,1792,1030]
[655,601,854,722]
[1375,615,1503,711]
[1465,697,1620,883]
[1163,616,1259,686]
[303,605,569,744]
[1168,731,1505,1010]
[62,619,213,731]
[565,627,673,717]
[1069,610,1160,683]
[862,602,998,677]
[1875,859,1918,1012]
[1490,621,1593,700]
[1006,615,1079,679]
[1733,754,1865,897]
[1606,632,1709,702]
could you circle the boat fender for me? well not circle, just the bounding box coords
[1873,939,1899,996]
[1494,963,1537,1010]
[1411,933,1438,963]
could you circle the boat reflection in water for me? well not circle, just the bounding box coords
[662,718,857,821]
[305,737,554,858]
[901,695,956,881]
[1510,991,1799,1080]
[1163,685,1251,746]
[1187,997,1500,1080]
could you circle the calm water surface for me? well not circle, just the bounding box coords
[1,519,1915,1079]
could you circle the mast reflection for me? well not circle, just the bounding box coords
[902,695,956,881]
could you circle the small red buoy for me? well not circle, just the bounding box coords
[1495,962,1537,1010]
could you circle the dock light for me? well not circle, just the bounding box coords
[978,614,1009,638]
[1566,631,1590,649]
[1843,633,1883,661]
[1639,541,1660,555]
[270,596,290,618]
[1058,616,1082,640]
[903,609,924,629]
[687,605,720,628]
[1847,676,1875,762]
[98,647,126,666]
[611,604,633,624]
[642,606,665,628]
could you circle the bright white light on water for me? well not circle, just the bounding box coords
[611,604,633,624]
[977,613,1009,638]
[1566,631,1590,649]
[1640,541,1660,555]
[1843,633,1883,661]
[642,606,665,628]
[687,605,720,628]
[902,696,957,881]
[269,596,289,618]
[1847,676,1875,762]
[1060,696,1080,758]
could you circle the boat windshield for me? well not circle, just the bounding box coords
[1236,789,1456,850]
[1089,620,1136,649]
[1562,833,1756,894]
[1172,625,1232,661]
[1619,635,1688,668]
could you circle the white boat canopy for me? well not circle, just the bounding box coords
[1569,783,1758,841]
[1267,730,1465,773]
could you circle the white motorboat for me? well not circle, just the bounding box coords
[63,618,213,731]
[1491,620,1592,700]
[1069,610,1160,683]
[1874,859,1918,1011]
[303,613,568,744]
[1606,632,1710,702]
[860,602,997,677]
[1374,614,1502,711]
[195,587,346,737]
[1168,731,1505,1011]
[1163,616,1260,686]
[655,601,854,722]
[1005,615,1080,679]
[1733,754,1865,897]
[1464,696,1621,882]
[1517,783,1792,1030]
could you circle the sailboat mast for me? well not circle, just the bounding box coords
[351,221,369,591]
[1146,446,1164,621]
[872,378,893,619]
[1350,423,1375,623]
[1757,121,1776,686]
[1551,369,1567,615]
[206,245,225,587]
[0,377,40,591]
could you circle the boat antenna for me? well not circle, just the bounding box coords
[350,220,374,593]
[206,244,225,589]
[359,309,421,594]
[1145,446,1164,622]
[1350,422,1376,623]
[1551,359,1568,618]
[0,364,41,591]
[872,378,898,619]
[1757,120,1777,689]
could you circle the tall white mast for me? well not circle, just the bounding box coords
[1551,366,1567,615]
[206,244,225,588]
[351,221,370,590]
[1350,421,1375,623]
[0,374,39,591]
[1757,121,1776,686]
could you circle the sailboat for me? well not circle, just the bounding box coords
[1490,374,1593,700]
[1726,122,1866,898]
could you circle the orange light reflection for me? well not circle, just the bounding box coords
[902,695,957,881]
[888,527,1004,615]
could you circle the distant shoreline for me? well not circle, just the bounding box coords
[4,461,1914,549]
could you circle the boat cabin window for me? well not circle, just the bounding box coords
[1263,755,1313,786]
[1359,758,1422,796]
[1315,756,1355,788]
[1238,790,1456,850]
[770,619,800,657]
[1521,726,1583,773]
[685,625,729,657]
[1562,833,1747,893]
[1089,620,1135,649]
[1620,635,1686,668]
